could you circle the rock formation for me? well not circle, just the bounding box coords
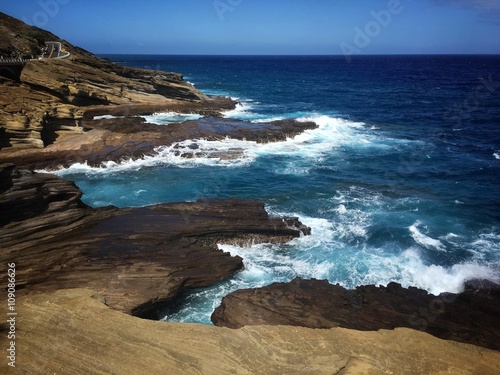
[0,164,310,319]
[0,13,318,170]
[3,288,499,374]
[2,13,498,374]
[0,12,229,153]
[211,277,500,350]
[1,116,318,170]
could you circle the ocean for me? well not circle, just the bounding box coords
[55,55,500,324]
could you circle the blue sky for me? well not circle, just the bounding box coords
[1,0,499,55]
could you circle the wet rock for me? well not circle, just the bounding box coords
[0,167,310,319]
[211,277,500,350]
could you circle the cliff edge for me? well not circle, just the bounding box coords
[0,12,229,153]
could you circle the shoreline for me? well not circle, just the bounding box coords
[1,13,499,373]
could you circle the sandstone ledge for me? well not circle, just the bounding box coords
[2,288,499,375]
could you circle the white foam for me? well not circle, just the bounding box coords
[252,115,369,162]
[222,102,255,119]
[219,242,334,282]
[49,138,261,176]
[494,152,500,160]
[398,249,499,294]
[52,114,381,175]
[141,112,202,125]
[167,210,500,323]
[409,221,446,252]
[52,112,430,179]
[336,204,348,214]
[93,115,122,120]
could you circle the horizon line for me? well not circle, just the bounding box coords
[95,53,500,57]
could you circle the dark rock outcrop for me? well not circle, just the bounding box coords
[211,277,500,350]
[0,165,310,319]
[0,117,318,170]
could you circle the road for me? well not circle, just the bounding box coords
[43,42,70,59]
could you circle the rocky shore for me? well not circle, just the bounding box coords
[0,164,310,319]
[0,13,317,170]
[212,277,500,350]
[1,12,499,374]
[0,12,317,320]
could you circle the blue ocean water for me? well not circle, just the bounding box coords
[57,55,500,324]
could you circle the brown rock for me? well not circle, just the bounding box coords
[0,166,310,319]
[211,277,500,350]
[0,116,317,170]
[5,288,500,375]
[0,13,223,154]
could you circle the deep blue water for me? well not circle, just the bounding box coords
[57,55,500,323]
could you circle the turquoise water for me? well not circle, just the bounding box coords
[56,55,500,323]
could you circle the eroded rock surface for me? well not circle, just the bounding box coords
[4,289,499,375]
[0,14,318,170]
[211,277,500,350]
[1,116,318,170]
[0,164,310,318]
[0,12,231,154]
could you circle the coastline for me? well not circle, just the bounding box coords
[1,13,500,374]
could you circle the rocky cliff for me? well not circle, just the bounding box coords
[0,12,223,153]
[3,288,499,375]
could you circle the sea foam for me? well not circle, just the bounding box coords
[409,221,446,252]
[141,112,203,125]
[52,114,375,175]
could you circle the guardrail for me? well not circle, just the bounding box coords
[0,59,35,64]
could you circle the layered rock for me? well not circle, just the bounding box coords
[211,277,500,350]
[0,117,317,170]
[0,12,225,152]
[1,14,319,170]
[4,288,499,375]
[0,164,310,318]
[0,56,213,150]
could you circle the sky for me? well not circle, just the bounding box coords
[1,0,499,55]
